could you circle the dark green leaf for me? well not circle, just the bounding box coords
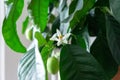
[95,0,109,7]
[2,0,26,53]
[70,0,95,29]
[28,0,49,32]
[69,0,83,14]
[72,35,86,49]
[22,16,29,34]
[88,8,106,36]
[18,47,46,80]
[60,45,108,80]
[109,0,120,23]
[51,16,60,34]
[106,15,120,65]
[91,35,118,79]
[48,14,56,23]
[71,27,89,50]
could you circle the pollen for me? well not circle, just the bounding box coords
[58,35,63,40]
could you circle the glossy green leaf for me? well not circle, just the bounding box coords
[18,47,46,80]
[106,15,120,65]
[109,0,120,23]
[60,45,108,80]
[91,35,118,79]
[28,0,49,32]
[22,16,29,34]
[2,0,26,53]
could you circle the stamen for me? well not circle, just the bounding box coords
[58,35,63,40]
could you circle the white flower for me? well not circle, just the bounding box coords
[50,29,71,46]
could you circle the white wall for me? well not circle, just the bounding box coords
[0,0,5,80]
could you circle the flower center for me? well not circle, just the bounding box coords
[58,35,63,40]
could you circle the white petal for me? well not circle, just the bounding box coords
[62,39,68,44]
[57,41,62,46]
[63,33,71,40]
[56,29,62,37]
[50,33,59,41]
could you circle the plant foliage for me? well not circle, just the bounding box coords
[2,0,120,80]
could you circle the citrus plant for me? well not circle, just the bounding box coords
[2,0,120,80]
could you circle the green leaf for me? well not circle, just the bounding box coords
[109,0,120,23]
[51,16,60,34]
[28,0,49,32]
[2,0,26,53]
[69,0,95,29]
[22,16,29,34]
[71,27,89,50]
[90,35,118,79]
[18,47,46,80]
[88,8,106,36]
[106,15,120,65]
[60,45,109,80]
[48,14,56,23]
[35,32,47,47]
[40,41,54,80]
[72,35,86,49]
[95,0,109,7]
[69,0,83,14]
[4,0,14,5]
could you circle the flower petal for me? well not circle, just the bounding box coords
[63,33,71,40]
[50,33,59,41]
[57,40,62,46]
[62,39,68,44]
[56,29,62,37]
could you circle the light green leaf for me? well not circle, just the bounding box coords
[35,32,47,47]
[60,45,109,80]
[28,0,49,32]
[2,0,26,53]
[18,47,46,80]
[106,15,120,65]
